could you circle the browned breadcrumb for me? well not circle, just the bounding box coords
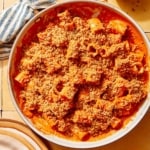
[15,9,148,141]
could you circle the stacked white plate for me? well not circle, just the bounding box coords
[0,119,48,150]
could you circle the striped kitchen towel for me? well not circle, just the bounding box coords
[0,0,55,60]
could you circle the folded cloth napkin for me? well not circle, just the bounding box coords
[0,0,55,60]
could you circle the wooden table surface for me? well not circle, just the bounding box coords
[0,0,150,150]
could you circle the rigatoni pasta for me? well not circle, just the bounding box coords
[14,6,149,141]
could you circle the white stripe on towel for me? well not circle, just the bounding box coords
[0,0,55,60]
[1,2,34,43]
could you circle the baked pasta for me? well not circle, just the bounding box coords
[14,4,149,141]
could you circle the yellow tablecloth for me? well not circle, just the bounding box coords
[0,0,150,150]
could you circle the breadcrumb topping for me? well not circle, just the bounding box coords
[15,8,149,141]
